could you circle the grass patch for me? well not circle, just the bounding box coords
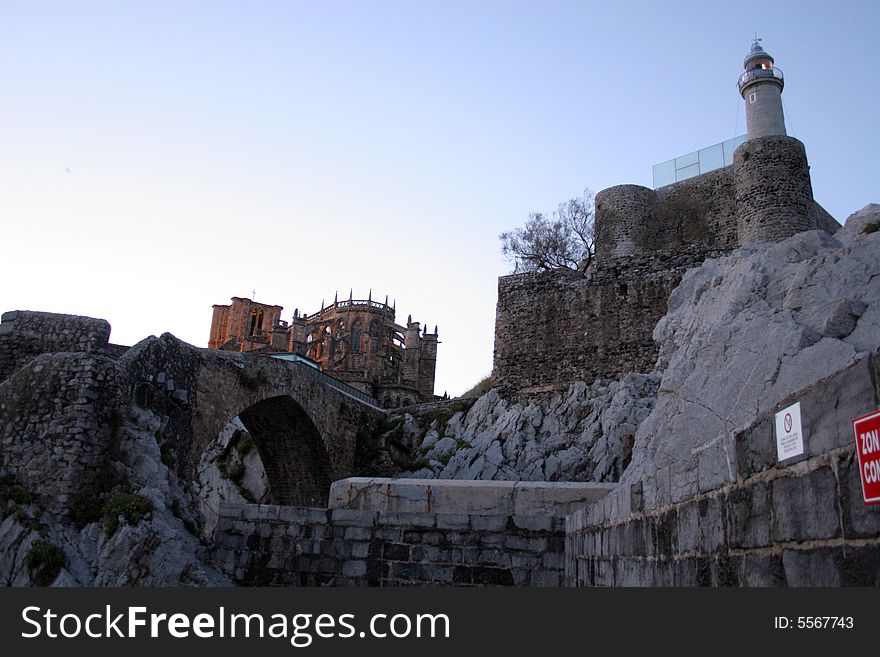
[460,374,493,399]
[864,221,879,234]
[102,492,154,536]
[26,541,66,587]
[414,399,476,435]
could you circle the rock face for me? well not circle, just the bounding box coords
[0,405,230,586]
[196,417,270,535]
[620,205,880,504]
[378,374,659,483]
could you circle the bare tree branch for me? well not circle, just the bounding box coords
[499,189,596,274]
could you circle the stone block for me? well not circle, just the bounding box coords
[698,495,727,553]
[382,542,410,562]
[726,482,771,548]
[512,515,551,531]
[330,509,377,527]
[771,467,840,542]
[344,526,372,541]
[472,566,515,586]
[739,554,786,586]
[837,545,880,586]
[529,569,560,587]
[470,515,509,532]
[342,560,367,578]
[782,548,842,586]
[435,514,470,529]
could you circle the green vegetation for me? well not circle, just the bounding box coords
[26,541,66,587]
[235,432,254,456]
[154,430,177,469]
[460,375,493,399]
[864,221,879,234]
[0,474,33,506]
[239,370,268,390]
[414,399,476,435]
[69,466,125,529]
[102,492,154,536]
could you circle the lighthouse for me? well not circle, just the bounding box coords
[737,39,786,139]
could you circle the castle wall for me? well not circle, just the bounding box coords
[0,310,111,382]
[492,246,724,396]
[734,136,815,244]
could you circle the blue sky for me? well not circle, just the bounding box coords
[2,1,878,396]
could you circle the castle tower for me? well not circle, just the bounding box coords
[737,39,786,139]
[733,41,816,244]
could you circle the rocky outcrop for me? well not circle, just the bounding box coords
[376,374,659,483]
[0,404,230,586]
[620,204,880,506]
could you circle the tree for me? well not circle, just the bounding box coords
[499,189,597,274]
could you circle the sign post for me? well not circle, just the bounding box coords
[852,409,880,505]
[774,402,804,461]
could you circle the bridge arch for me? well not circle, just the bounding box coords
[236,395,332,506]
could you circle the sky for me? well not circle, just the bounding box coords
[1,0,878,396]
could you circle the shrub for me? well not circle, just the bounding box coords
[26,541,66,587]
[102,492,154,536]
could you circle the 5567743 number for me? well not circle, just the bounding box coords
[774,617,853,629]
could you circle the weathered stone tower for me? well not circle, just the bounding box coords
[734,40,817,244]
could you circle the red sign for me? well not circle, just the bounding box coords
[853,409,880,505]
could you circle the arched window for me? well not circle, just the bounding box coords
[351,319,362,352]
[369,320,380,338]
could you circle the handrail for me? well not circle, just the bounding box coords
[289,360,381,408]
[737,66,784,91]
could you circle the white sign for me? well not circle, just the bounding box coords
[775,402,805,461]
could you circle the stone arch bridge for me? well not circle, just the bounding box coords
[0,311,385,512]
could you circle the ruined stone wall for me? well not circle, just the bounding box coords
[0,311,111,382]
[0,352,125,519]
[492,246,728,396]
[595,168,739,265]
[565,354,880,586]
[212,503,565,586]
[734,136,815,244]
[654,166,739,249]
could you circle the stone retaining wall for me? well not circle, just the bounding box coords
[565,353,880,586]
[329,477,614,516]
[212,503,566,587]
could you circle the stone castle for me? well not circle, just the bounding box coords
[493,40,839,397]
[1,41,876,588]
[209,294,438,408]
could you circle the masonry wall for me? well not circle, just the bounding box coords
[212,504,565,586]
[734,136,816,244]
[492,246,727,396]
[0,310,111,382]
[565,353,880,586]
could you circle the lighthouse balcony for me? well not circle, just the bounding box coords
[737,65,784,92]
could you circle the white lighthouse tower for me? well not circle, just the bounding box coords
[737,39,786,139]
